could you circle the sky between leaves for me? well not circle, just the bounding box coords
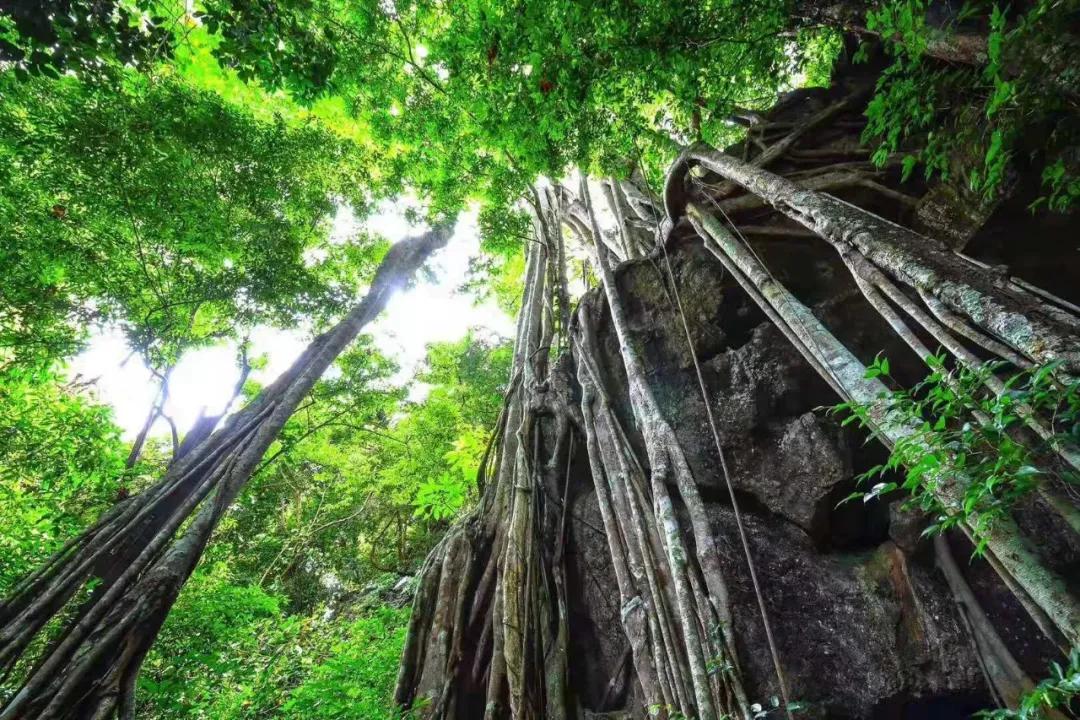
[70,202,514,438]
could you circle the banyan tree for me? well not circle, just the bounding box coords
[395,53,1080,719]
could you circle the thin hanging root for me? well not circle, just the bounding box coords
[607,404,697,714]
[742,95,857,174]
[500,218,554,719]
[1010,276,1080,318]
[581,178,759,720]
[659,233,789,720]
[970,528,1072,657]
[485,584,507,720]
[584,184,718,720]
[607,403,700,712]
[398,237,547,720]
[915,289,1034,369]
[698,144,1080,531]
[886,285,1080,489]
[688,201,849,404]
[579,389,673,713]
[577,324,683,711]
[394,202,578,720]
[837,244,1002,443]
[544,433,573,720]
[710,92,867,201]
[576,319,700,715]
[953,252,1080,326]
[688,202,1080,651]
[933,535,1042,713]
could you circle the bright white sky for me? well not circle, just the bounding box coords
[68,202,515,439]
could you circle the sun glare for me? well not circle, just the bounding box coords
[69,205,513,439]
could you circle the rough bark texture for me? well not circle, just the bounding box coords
[400,229,1013,719]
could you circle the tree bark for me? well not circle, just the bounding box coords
[688,146,1080,373]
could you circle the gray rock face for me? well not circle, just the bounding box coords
[565,480,634,712]
[709,506,982,718]
[561,239,991,718]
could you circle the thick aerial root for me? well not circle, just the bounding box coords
[834,244,1080,535]
[712,95,862,198]
[688,204,1080,651]
[688,146,1080,373]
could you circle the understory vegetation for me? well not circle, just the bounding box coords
[837,357,1080,548]
[1,329,509,718]
[860,0,1080,209]
[1,0,1078,718]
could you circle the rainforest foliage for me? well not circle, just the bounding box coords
[1,0,1078,717]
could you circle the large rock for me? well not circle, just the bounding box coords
[570,233,991,718]
[707,505,984,718]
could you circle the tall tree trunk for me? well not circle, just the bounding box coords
[0,228,448,720]
[397,179,763,719]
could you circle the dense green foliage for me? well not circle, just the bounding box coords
[836,356,1079,550]
[206,332,510,602]
[131,333,509,719]
[0,329,509,717]
[198,0,841,228]
[0,70,382,373]
[0,367,125,590]
[859,0,1080,209]
[139,564,409,719]
[0,0,174,78]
